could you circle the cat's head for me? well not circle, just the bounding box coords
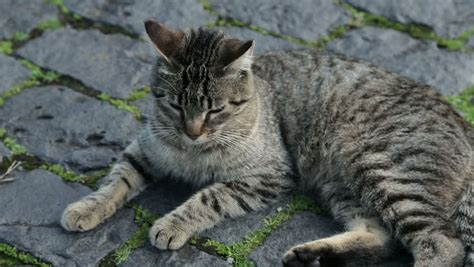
[144,20,259,149]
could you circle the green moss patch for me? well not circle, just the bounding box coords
[447,86,474,124]
[0,41,13,55]
[37,18,63,31]
[0,128,28,156]
[340,2,474,51]
[128,86,151,102]
[0,243,51,267]
[99,205,159,267]
[98,92,142,119]
[200,195,322,266]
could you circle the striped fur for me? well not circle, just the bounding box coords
[62,24,473,266]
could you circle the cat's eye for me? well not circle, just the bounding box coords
[208,106,225,114]
[229,99,249,106]
[169,102,182,111]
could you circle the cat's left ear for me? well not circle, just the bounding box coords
[144,19,184,65]
[218,39,255,72]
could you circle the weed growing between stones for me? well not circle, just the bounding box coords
[340,2,474,51]
[99,204,159,267]
[0,128,27,156]
[98,92,142,119]
[0,243,51,267]
[200,195,323,266]
[37,18,63,31]
[447,86,474,124]
[0,41,13,55]
[128,86,152,102]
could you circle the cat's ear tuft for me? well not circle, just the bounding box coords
[218,39,255,72]
[144,19,185,63]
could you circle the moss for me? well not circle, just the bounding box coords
[37,18,63,31]
[13,32,30,42]
[39,164,86,183]
[99,205,159,267]
[0,251,23,265]
[20,59,61,83]
[341,2,473,51]
[48,0,72,14]
[0,41,13,55]
[98,92,142,119]
[128,86,151,102]
[0,243,51,267]
[0,130,28,156]
[0,80,41,107]
[200,195,322,266]
[447,86,474,124]
[198,0,219,16]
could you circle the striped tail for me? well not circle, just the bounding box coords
[456,180,474,266]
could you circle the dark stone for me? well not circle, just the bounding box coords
[210,0,350,40]
[0,86,140,172]
[0,169,138,267]
[327,27,474,95]
[0,0,57,39]
[17,28,155,98]
[0,54,30,94]
[66,0,216,34]
[249,212,340,267]
[0,143,11,161]
[217,27,303,54]
[345,0,474,39]
[122,243,227,267]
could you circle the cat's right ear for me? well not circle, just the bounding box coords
[144,19,184,65]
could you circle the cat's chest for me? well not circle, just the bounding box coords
[145,140,243,185]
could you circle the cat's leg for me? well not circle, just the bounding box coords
[61,141,149,231]
[282,182,396,266]
[149,174,294,250]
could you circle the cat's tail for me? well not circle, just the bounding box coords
[455,179,474,266]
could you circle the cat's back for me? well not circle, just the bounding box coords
[253,49,473,205]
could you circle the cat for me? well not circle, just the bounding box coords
[61,20,473,266]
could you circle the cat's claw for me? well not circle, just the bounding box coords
[149,216,191,250]
[61,200,103,232]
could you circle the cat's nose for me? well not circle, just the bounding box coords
[184,118,204,140]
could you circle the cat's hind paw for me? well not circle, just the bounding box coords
[61,199,105,232]
[149,216,191,250]
[282,241,341,267]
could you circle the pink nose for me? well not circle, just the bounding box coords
[184,119,204,140]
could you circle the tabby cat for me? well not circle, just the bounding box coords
[61,20,473,266]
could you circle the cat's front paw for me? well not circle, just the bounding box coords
[61,199,105,232]
[149,216,192,250]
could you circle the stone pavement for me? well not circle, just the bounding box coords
[0,0,473,266]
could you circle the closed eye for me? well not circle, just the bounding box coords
[208,106,225,114]
[229,99,249,106]
[169,102,182,111]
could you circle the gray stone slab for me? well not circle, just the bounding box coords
[468,36,474,49]
[122,243,228,267]
[0,169,138,267]
[345,0,474,39]
[0,86,140,172]
[0,54,31,94]
[250,212,340,267]
[210,0,350,40]
[66,0,216,35]
[0,143,11,161]
[217,27,303,54]
[0,0,57,39]
[17,28,154,98]
[327,27,474,95]
[135,180,292,245]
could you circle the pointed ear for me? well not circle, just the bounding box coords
[144,19,185,64]
[218,39,255,72]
